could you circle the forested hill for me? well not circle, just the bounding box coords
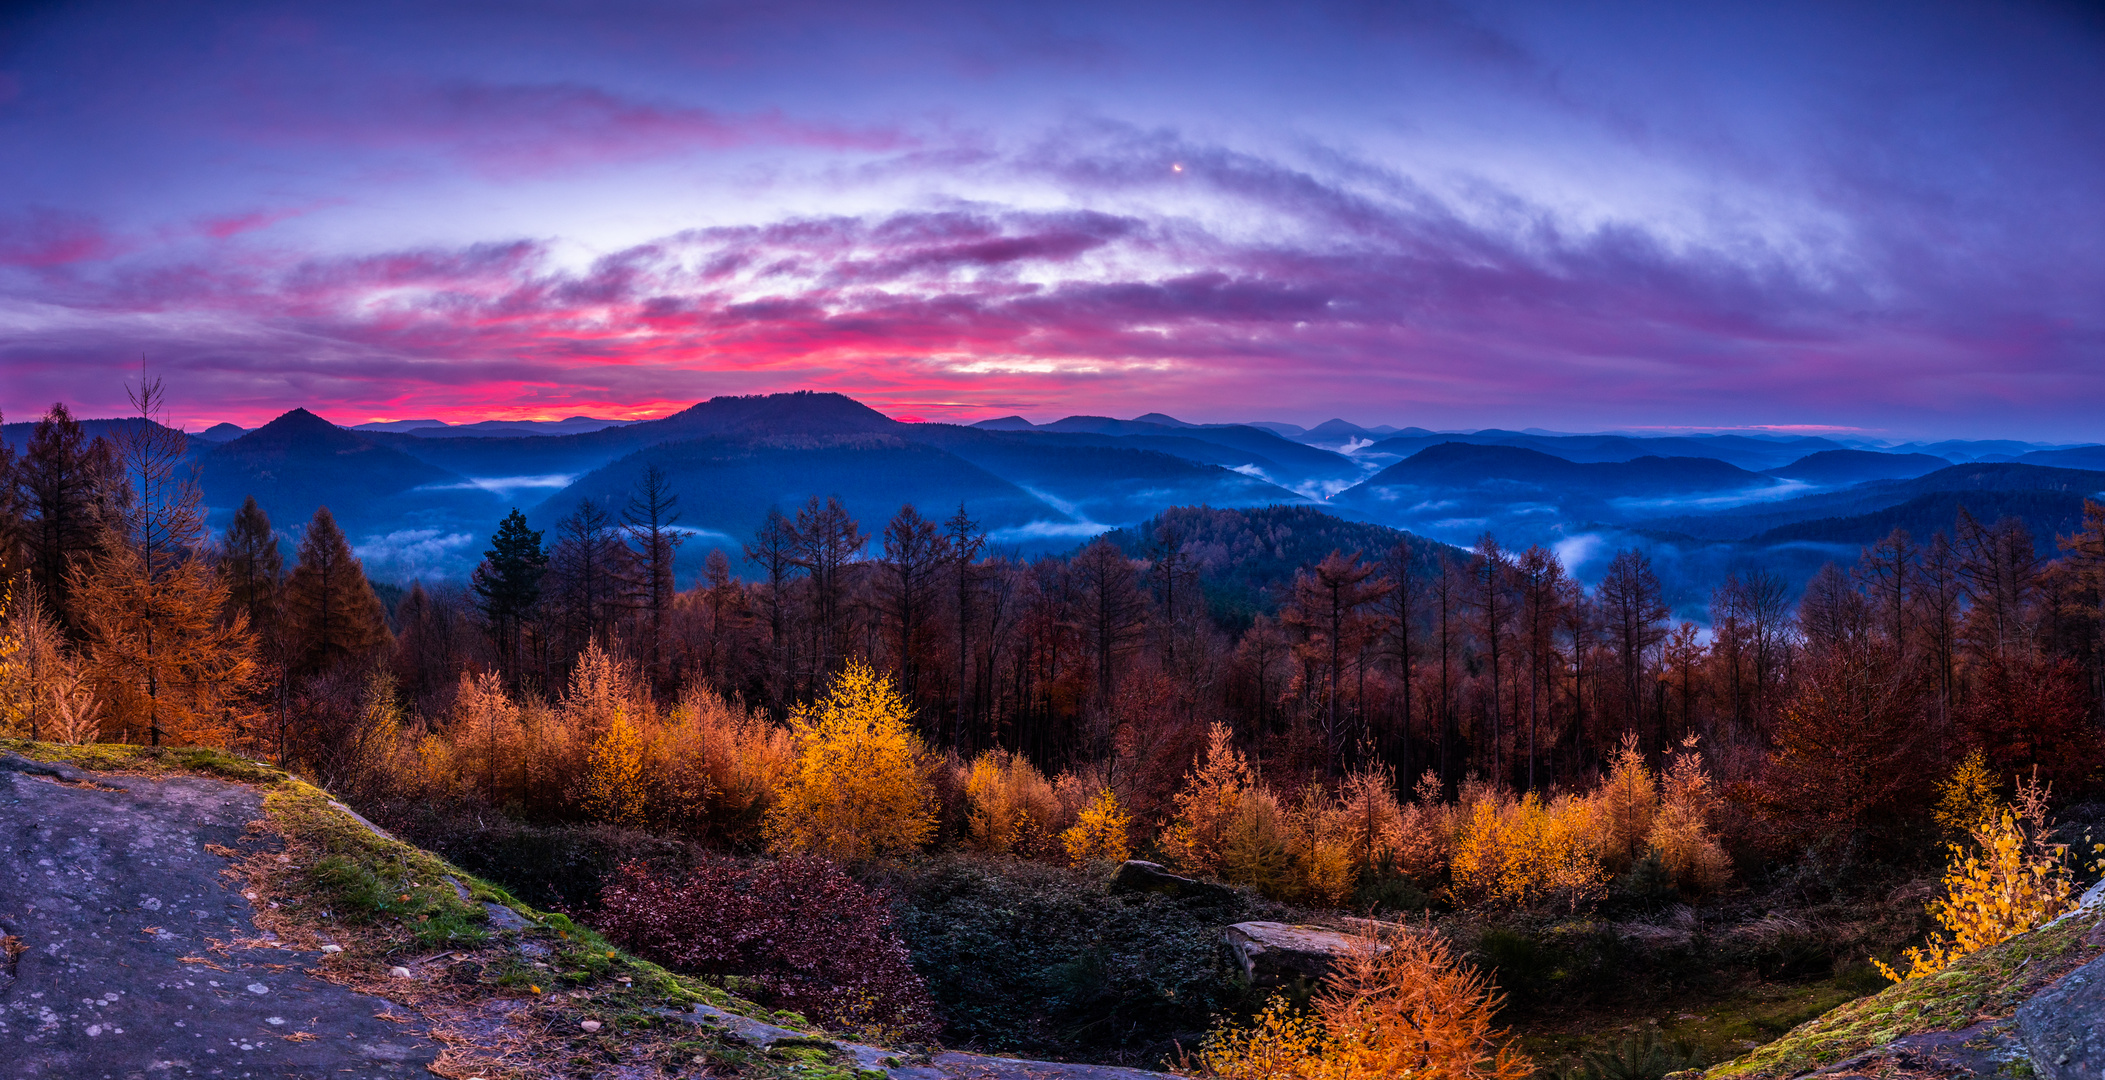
[1100,505,1459,625]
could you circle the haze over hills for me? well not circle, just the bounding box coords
[20,391,2104,605]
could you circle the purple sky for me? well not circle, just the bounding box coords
[1,0,2100,439]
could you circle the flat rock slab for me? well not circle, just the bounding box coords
[0,752,438,1077]
[683,1002,1168,1080]
[1225,921,1381,987]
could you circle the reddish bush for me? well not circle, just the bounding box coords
[595,855,939,1040]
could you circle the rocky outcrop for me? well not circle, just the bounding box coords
[2017,950,2105,1080]
[1703,879,2105,1080]
[1225,921,1386,988]
[0,751,438,1076]
[1109,859,1235,902]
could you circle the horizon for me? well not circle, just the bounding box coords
[4,2,2102,441]
[3,390,2089,450]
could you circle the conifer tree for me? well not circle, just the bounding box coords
[284,507,391,675]
[218,496,283,635]
[624,465,683,688]
[0,408,19,581]
[473,508,547,681]
[73,380,256,746]
[18,402,125,631]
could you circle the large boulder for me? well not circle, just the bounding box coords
[2018,951,2105,1080]
[1109,860,1235,902]
[1225,921,1386,988]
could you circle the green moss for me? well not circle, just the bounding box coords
[1703,911,2102,1080]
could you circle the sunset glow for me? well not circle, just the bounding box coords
[2,1,2100,438]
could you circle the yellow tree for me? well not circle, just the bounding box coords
[1160,722,1257,874]
[764,660,935,859]
[74,380,256,746]
[1201,929,1532,1080]
[1063,787,1133,864]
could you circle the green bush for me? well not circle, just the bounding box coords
[877,855,1285,1067]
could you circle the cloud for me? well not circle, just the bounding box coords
[988,520,1110,543]
[4,89,2103,436]
[351,528,477,578]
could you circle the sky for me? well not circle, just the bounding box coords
[0,0,2100,439]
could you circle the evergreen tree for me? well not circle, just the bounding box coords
[284,507,391,675]
[218,496,283,637]
[473,508,547,680]
[17,402,125,631]
[0,408,19,582]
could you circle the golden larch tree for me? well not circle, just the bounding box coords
[764,660,935,860]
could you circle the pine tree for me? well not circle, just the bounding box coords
[284,507,391,675]
[218,496,283,635]
[17,402,125,631]
[216,496,289,759]
[473,508,548,681]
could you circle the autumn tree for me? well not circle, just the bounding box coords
[1069,537,1148,710]
[1748,637,1936,850]
[216,496,288,757]
[945,503,985,749]
[1201,929,1532,1080]
[1468,535,1516,780]
[793,495,865,682]
[1285,549,1390,772]
[745,506,802,715]
[1513,544,1572,790]
[876,503,944,705]
[1062,787,1132,864]
[624,465,684,687]
[73,380,255,746]
[284,507,391,675]
[1160,722,1259,874]
[764,660,936,859]
[1597,548,1669,745]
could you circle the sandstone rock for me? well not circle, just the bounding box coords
[2017,951,2105,1080]
[1225,921,1384,987]
[1109,860,1235,901]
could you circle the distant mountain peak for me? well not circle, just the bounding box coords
[973,415,1037,431]
[1132,412,1192,427]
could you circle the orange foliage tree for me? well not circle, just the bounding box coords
[764,660,936,859]
[1200,928,1532,1080]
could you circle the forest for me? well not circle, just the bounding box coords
[4,389,2103,1074]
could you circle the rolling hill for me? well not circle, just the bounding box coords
[1766,449,1951,485]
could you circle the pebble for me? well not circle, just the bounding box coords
[580,1020,602,1033]
[320,945,343,954]
[389,966,413,978]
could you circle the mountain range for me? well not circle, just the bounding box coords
[9,393,2102,598]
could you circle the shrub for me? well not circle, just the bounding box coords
[883,855,1282,1065]
[596,856,939,1041]
[963,749,1065,856]
[1449,788,1606,911]
[764,661,936,860]
[1199,928,1533,1080]
[1873,774,2076,982]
